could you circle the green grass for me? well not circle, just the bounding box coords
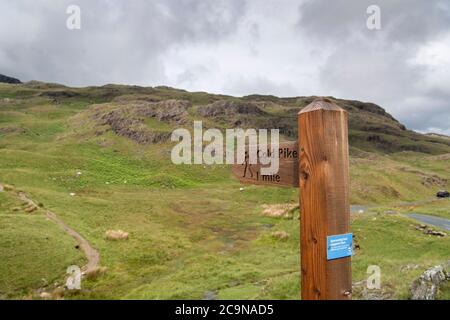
[0,193,84,298]
[351,213,450,299]
[144,118,173,132]
[438,282,450,300]
[393,199,450,220]
[0,82,449,299]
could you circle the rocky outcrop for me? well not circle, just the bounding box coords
[198,100,266,117]
[261,203,298,219]
[197,100,283,130]
[414,224,447,237]
[134,99,190,122]
[105,230,129,241]
[410,263,450,300]
[422,176,448,187]
[0,74,21,84]
[92,99,190,144]
[39,90,80,99]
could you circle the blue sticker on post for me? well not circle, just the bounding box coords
[327,233,353,260]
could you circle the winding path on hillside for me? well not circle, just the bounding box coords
[1,183,99,273]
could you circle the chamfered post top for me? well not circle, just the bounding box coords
[299,97,346,114]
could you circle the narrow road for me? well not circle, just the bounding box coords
[407,213,450,231]
[350,204,450,231]
[11,187,100,273]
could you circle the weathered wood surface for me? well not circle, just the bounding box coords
[298,98,352,300]
[231,141,298,187]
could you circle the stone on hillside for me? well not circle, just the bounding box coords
[105,229,129,241]
[39,292,52,300]
[197,100,266,117]
[421,176,447,187]
[261,203,298,218]
[24,204,38,213]
[196,100,272,128]
[415,224,447,237]
[134,99,191,122]
[411,265,448,300]
[92,99,190,144]
[271,231,290,241]
[3,184,15,191]
[426,230,446,237]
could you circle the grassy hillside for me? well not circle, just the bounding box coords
[0,191,84,298]
[0,82,449,299]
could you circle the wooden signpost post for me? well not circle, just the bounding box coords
[232,98,352,300]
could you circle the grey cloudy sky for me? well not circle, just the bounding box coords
[1,0,449,134]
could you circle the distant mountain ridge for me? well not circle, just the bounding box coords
[1,81,450,155]
[0,74,21,84]
[425,133,450,141]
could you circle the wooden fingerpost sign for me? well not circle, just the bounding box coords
[231,141,299,188]
[231,97,351,300]
[298,98,351,300]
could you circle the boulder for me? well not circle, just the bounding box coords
[24,204,38,213]
[410,265,448,300]
[414,224,447,237]
[92,100,190,144]
[261,203,298,218]
[105,229,129,241]
[39,292,52,300]
[421,175,447,187]
[271,231,290,241]
[3,184,15,191]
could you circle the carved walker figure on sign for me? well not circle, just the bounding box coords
[242,150,254,178]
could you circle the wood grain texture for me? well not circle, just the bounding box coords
[232,160,298,187]
[298,98,351,300]
[232,141,298,187]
